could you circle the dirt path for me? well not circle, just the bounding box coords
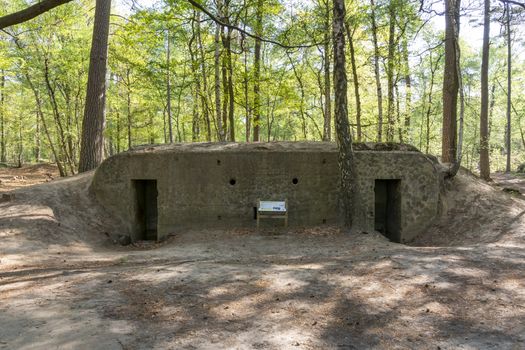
[0,167,524,349]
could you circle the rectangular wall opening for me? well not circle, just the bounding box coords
[133,180,158,241]
[374,179,401,243]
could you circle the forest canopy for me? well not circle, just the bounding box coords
[0,0,523,176]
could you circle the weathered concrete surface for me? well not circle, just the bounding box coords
[90,142,442,243]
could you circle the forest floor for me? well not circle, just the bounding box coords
[1,165,524,349]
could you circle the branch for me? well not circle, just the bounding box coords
[0,0,73,29]
[499,0,525,8]
[186,0,323,49]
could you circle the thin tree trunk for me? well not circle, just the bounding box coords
[346,23,361,142]
[333,0,356,228]
[26,74,65,176]
[479,0,490,180]
[287,54,308,139]
[167,30,174,143]
[44,58,75,174]
[126,69,132,150]
[253,0,263,142]
[196,12,212,141]
[370,0,384,142]
[221,26,229,140]
[425,52,442,154]
[244,42,251,142]
[214,23,225,141]
[0,71,5,163]
[35,110,41,162]
[386,1,396,141]
[227,28,235,142]
[323,0,332,141]
[79,0,111,172]
[189,19,201,142]
[505,1,511,173]
[402,38,412,143]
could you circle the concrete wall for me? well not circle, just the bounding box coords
[90,142,442,243]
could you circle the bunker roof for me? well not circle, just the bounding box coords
[122,142,421,155]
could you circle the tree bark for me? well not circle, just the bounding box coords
[78,0,111,172]
[479,0,491,180]
[0,0,73,29]
[333,0,356,228]
[370,0,384,142]
[441,0,460,164]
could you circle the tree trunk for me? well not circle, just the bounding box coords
[244,41,251,142]
[125,69,132,150]
[441,0,460,165]
[166,30,174,143]
[221,27,229,140]
[386,1,396,142]
[0,71,5,163]
[44,58,75,174]
[402,38,412,143]
[479,0,490,180]
[226,28,235,142]
[505,1,511,173]
[35,110,41,162]
[78,0,111,172]
[26,74,65,176]
[196,12,212,141]
[253,0,263,142]
[447,0,465,178]
[333,0,356,228]
[346,23,361,142]
[370,0,384,142]
[323,0,332,141]
[189,17,201,142]
[214,23,225,141]
[425,52,442,154]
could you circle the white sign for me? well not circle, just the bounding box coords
[259,201,286,212]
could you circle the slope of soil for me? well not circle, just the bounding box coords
[0,163,59,192]
[412,169,525,247]
[0,167,524,350]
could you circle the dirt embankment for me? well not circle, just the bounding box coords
[412,169,525,247]
[0,163,59,192]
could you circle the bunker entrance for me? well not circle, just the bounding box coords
[133,180,158,241]
[374,179,401,242]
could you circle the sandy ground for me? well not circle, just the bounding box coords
[1,166,524,349]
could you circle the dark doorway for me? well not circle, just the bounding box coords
[133,180,158,241]
[374,179,401,242]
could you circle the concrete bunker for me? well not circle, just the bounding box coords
[91,142,441,243]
